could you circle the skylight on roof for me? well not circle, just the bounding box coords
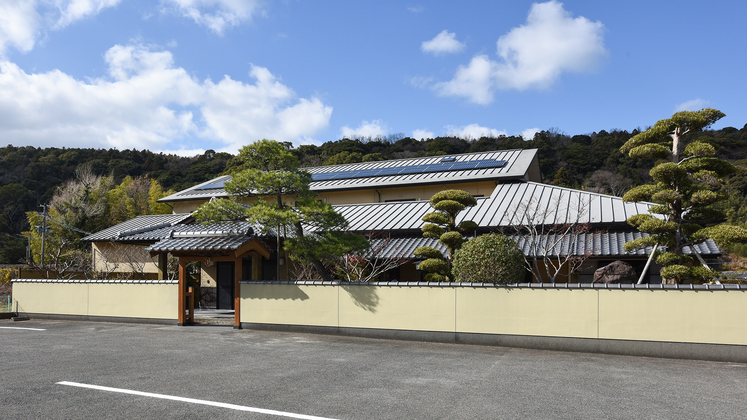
[441,157,456,162]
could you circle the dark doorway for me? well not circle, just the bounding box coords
[216,262,235,309]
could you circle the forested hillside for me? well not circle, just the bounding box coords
[2,123,747,264]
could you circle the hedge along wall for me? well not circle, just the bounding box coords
[12,279,178,322]
[240,281,747,361]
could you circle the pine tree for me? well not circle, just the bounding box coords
[620,109,747,283]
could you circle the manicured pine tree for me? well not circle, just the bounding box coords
[413,189,478,281]
[620,108,747,283]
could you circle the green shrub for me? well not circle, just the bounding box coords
[0,268,13,286]
[453,234,525,283]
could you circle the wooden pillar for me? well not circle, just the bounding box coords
[177,258,186,326]
[252,254,262,281]
[157,253,168,280]
[234,257,241,329]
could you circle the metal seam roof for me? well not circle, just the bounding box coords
[375,233,720,259]
[81,213,192,242]
[158,149,539,202]
[332,181,656,233]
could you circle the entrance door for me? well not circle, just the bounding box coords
[216,262,235,310]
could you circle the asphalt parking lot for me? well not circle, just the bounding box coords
[1,319,746,419]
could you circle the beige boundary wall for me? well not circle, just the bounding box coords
[240,281,747,361]
[12,279,178,322]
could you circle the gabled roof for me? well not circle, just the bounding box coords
[146,235,254,253]
[332,181,655,233]
[158,149,540,203]
[81,213,193,242]
[462,182,655,226]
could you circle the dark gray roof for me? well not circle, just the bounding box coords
[144,221,257,253]
[511,231,720,257]
[158,149,539,202]
[146,235,254,253]
[373,232,719,259]
[81,213,192,242]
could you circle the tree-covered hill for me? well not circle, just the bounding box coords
[2,122,747,263]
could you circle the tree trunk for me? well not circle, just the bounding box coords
[313,260,333,282]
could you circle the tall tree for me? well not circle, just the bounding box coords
[620,109,747,283]
[107,175,173,224]
[195,139,367,281]
[413,189,478,281]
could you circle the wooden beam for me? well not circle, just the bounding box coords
[252,254,261,281]
[177,258,186,326]
[235,238,271,259]
[157,253,168,280]
[234,256,241,329]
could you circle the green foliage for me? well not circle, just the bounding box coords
[362,153,386,162]
[453,234,525,283]
[416,189,478,281]
[323,151,363,165]
[412,246,444,259]
[195,139,367,281]
[418,258,449,275]
[620,108,745,283]
[107,175,173,224]
[0,267,13,286]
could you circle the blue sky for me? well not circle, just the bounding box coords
[1,1,745,156]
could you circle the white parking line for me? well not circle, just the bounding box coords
[56,381,339,420]
[0,326,46,331]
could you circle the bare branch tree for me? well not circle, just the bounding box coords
[93,243,158,280]
[504,192,598,283]
[335,232,412,282]
[288,259,324,281]
[584,170,632,197]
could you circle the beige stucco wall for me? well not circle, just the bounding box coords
[240,283,747,346]
[339,285,456,332]
[242,283,339,326]
[597,289,747,345]
[455,287,598,338]
[12,280,177,320]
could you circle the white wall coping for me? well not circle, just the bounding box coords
[239,280,747,290]
[12,279,179,284]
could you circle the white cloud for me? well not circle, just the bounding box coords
[0,0,42,55]
[434,55,496,105]
[412,129,434,140]
[421,30,465,55]
[54,0,122,29]
[0,0,120,56]
[433,1,607,104]
[0,44,332,153]
[340,120,388,139]
[520,127,540,140]
[444,124,506,140]
[674,99,709,112]
[161,0,264,35]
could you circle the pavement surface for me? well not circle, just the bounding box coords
[1,318,746,419]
